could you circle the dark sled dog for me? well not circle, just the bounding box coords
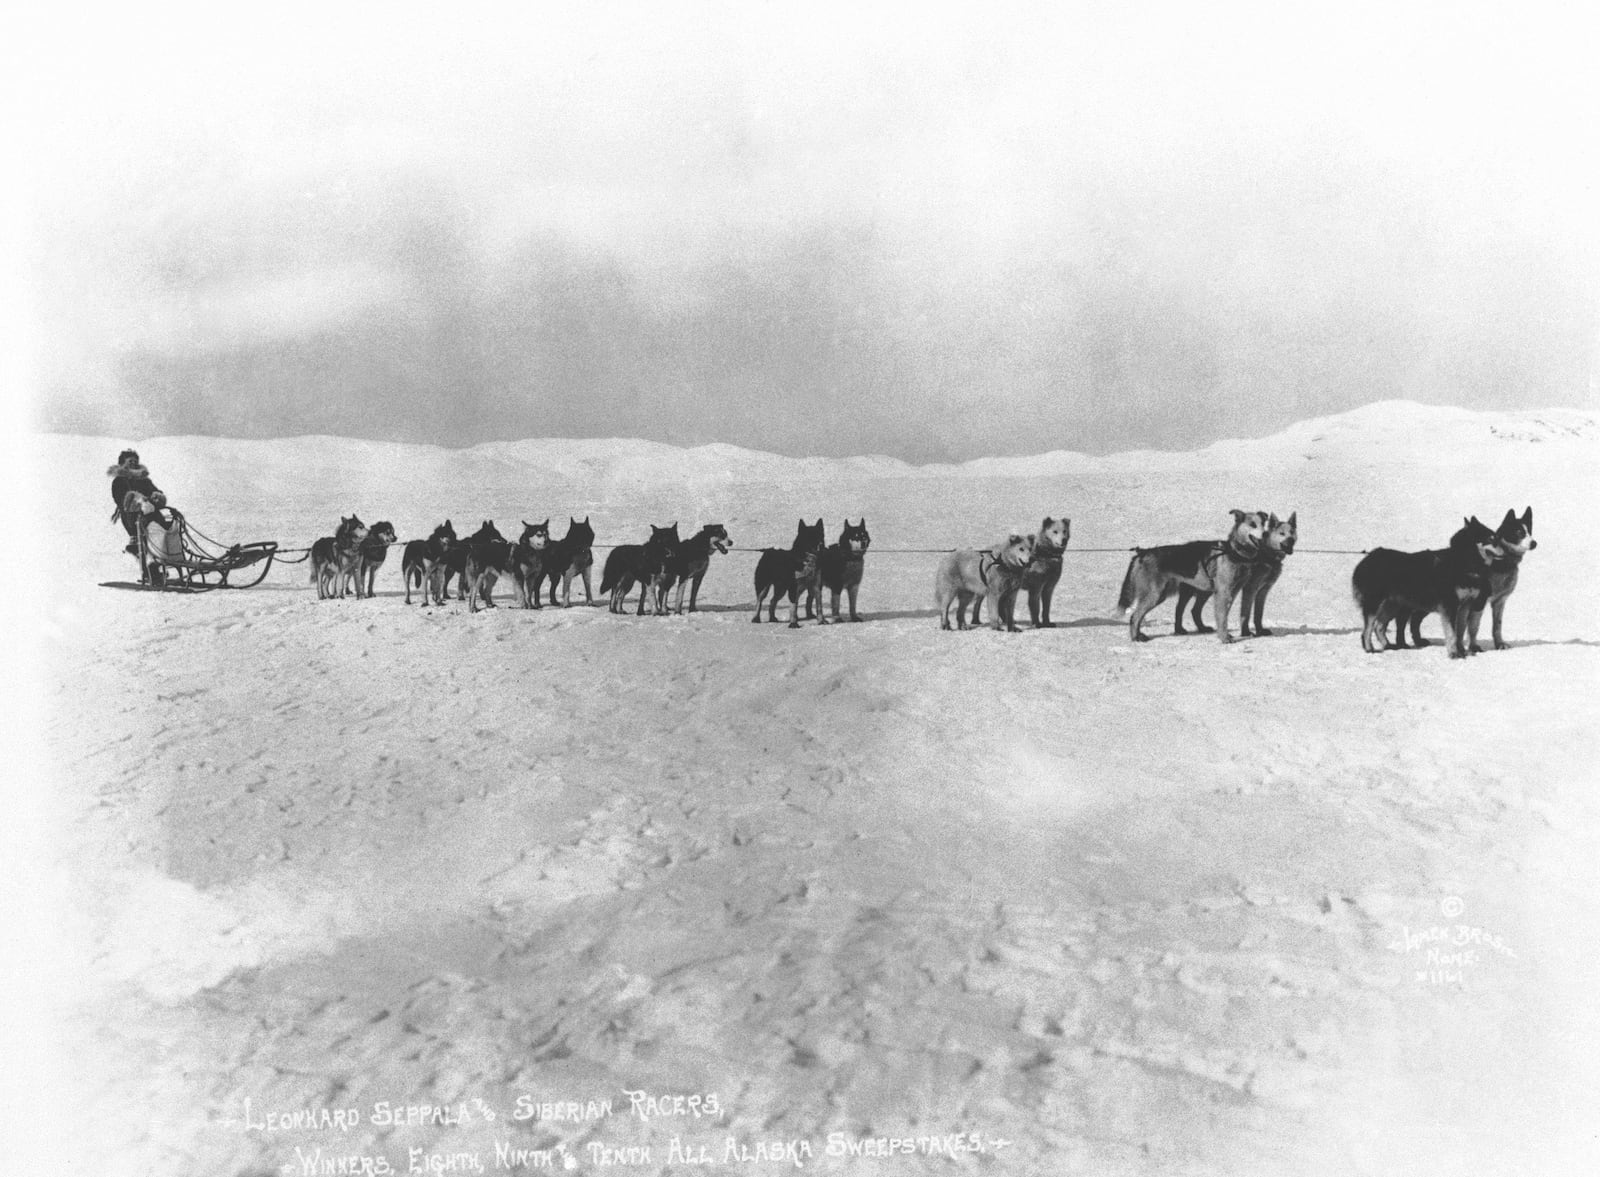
[540,517,596,607]
[1352,517,1504,658]
[1118,511,1269,642]
[511,520,551,609]
[435,533,474,603]
[819,519,872,622]
[1021,516,1070,628]
[660,524,732,614]
[461,520,513,613]
[1469,507,1535,652]
[600,524,681,615]
[1171,511,1297,637]
[310,515,369,600]
[1368,508,1535,654]
[753,518,828,627]
[350,521,398,599]
[403,521,457,606]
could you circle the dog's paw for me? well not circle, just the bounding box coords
[849,615,863,623]
[1494,639,1507,651]
[1219,633,1235,644]
[1256,626,1273,636]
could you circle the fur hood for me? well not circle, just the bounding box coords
[108,460,149,480]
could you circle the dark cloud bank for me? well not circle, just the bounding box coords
[29,12,1597,462]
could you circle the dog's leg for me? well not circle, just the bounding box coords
[1128,581,1170,643]
[1213,568,1240,644]
[1467,606,1485,655]
[848,581,861,622]
[1434,601,1463,658]
[1039,577,1055,628]
[1238,578,1259,638]
[1366,603,1394,653]
[830,587,843,621]
[752,586,765,623]
[788,584,802,629]
[1491,595,1508,650]
[1409,612,1427,647]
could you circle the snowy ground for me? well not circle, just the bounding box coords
[19,401,1600,1176]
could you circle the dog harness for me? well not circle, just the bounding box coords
[978,552,1026,585]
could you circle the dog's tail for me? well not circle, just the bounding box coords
[1115,553,1139,613]
[598,551,623,597]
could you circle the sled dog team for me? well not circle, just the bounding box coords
[307,507,1536,655]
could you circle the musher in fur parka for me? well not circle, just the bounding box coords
[109,449,162,539]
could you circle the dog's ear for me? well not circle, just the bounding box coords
[1288,511,1297,527]
[1522,507,1533,529]
[1229,509,1245,522]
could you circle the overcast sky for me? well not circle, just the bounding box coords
[20,1,1598,461]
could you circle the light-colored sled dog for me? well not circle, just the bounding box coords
[935,532,1037,632]
[1118,510,1268,643]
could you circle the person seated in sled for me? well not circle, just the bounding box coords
[109,448,163,555]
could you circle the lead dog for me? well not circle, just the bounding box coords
[1117,510,1269,643]
[1468,507,1535,652]
[819,519,871,622]
[403,521,457,606]
[1022,516,1070,628]
[1352,517,1504,658]
[310,515,369,600]
[935,532,1037,632]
